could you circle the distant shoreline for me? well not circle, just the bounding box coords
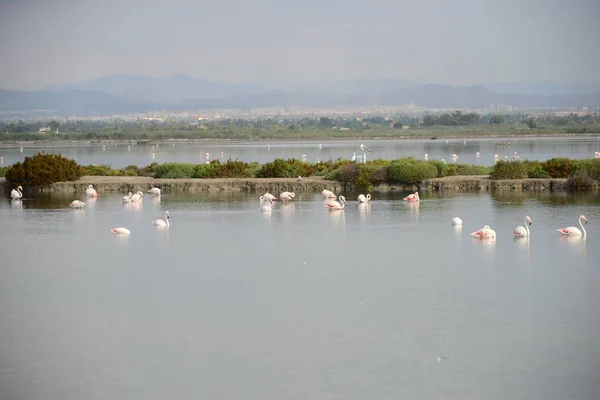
[0,132,598,148]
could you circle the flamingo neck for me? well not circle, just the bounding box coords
[580,217,586,238]
[525,217,530,236]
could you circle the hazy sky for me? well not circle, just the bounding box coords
[0,0,598,90]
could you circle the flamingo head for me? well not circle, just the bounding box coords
[165,211,170,219]
[88,185,93,189]
[581,215,588,223]
[526,216,532,225]
[339,196,346,204]
[366,194,371,200]
[18,185,23,190]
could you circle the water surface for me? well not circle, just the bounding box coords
[1,191,599,400]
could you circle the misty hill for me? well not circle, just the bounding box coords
[45,74,267,103]
[484,81,600,96]
[2,83,600,117]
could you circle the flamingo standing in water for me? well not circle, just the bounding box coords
[403,192,420,202]
[69,200,85,209]
[122,192,133,202]
[557,215,588,237]
[152,211,170,228]
[322,189,337,199]
[110,227,131,235]
[280,191,295,201]
[451,217,463,225]
[85,185,98,198]
[259,196,272,211]
[470,225,496,239]
[11,186,23,199]
[262,192,277,202]
[148,187,161,195]
[325,196,346,210]
[513,216,532,237]
[358,194,371,203]
[130,191,144,202]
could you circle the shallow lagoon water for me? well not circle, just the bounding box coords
[1,190,599,400]
[1,136,599,168]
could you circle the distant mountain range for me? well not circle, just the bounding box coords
[1,74,599,117]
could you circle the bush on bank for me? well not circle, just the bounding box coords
[5,153,84,186]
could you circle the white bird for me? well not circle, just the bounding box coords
[452,217,463,225]
[358,194,371,203]
[10,185,23,199]
[259,196,272,211]
[122,192,133,202]
[557,215,588,237]
[85,185,98,198]
[262,192,277,202]
[152,211,170,228]
[110,227,131,235]
[351,152,356,162]
[69,200,85,209]
[513,216,532,237]
[403,192,420,202]
[130,191,144,202]
[322,189,337,199]
[297,176,303,182]
[470,225,496,239]
[147,187,161,195]
[280,191,295,201]
[325,195,346,210]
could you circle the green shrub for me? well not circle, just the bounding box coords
[489,161,528,179]
[520,160,551,178]
[5,152,84,186]
[454,164,492,175]
[335,163,361,183]
[571,159,600,180]
[0,166,9,177]
[428,160,450,177]
[388,158,438,184]
[153,163,196,179]
[83,165,121,176]
[257,158,315,178]
[542,157,573,178]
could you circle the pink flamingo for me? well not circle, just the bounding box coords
[513,216,532,237]
[110,227,131,235]
[470,225,496,239]
[325,196,346,210]
[279,191,295,201]
[557,215,587,237]
[403,192,419,202]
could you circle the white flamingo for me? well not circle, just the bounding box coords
[358,194,371,203]
[148,187,161,195]
[513,216,532,237]
[280,191,295,201]
[110,227,131,235]
[85,185,98,198]
[69,200,85,209]
[262,192,277,202]
[130,191,144,202]
[152,211,170,228]
[557,215,587,237]
[403,192,420,202]
[259,196,272,212]
[351,152,356,162]
[322,189,337,199]
[470,225,496,239]
[325,195,346,210]
[10,186,23,199]
[122,192,133,203]
[452,217,463,225]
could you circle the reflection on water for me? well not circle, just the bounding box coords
[1,190,599,400]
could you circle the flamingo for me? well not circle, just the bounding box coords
[280,191,295,201]
[358,194,371,203]
[470,225,496,239]
[10,186,23,199]
[297,176,303,182]
[322,189,337,199]
[403,192,420,202]
[325,195,346,210]
[85,185,98,198]
[452,217,463,225]
[262,192,278,202]
[351,152,356,162]
[69,200,85,209]
[111,227,131,235]
[424,153,428,160]
[557,215,588,237]
[130,191,144,202]
[152,211,170,228]
[513,216,532,237]
[122,192,133,202]
[259,196,272,211]
[148,187,161,195]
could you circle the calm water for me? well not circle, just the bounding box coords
[1,190,599,400]
[1,136,600,168]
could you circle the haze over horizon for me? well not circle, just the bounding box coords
[1,0,599,91]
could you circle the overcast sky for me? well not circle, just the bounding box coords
[0,0,598,90]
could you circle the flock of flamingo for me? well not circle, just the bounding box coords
[9,183,589,239]
[7,184,169,236]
